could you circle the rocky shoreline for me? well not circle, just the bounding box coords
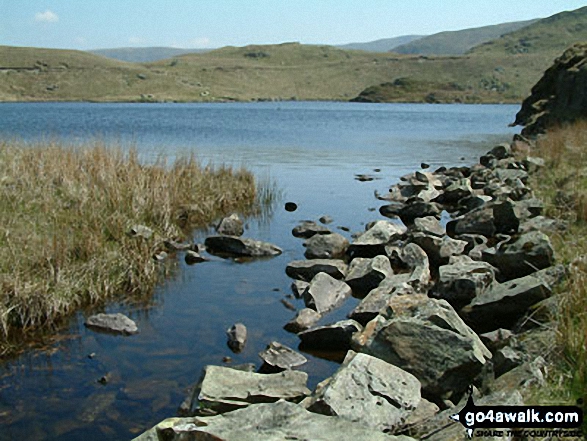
[133,130,567,440]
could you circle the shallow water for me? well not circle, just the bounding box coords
[0,102,519,440]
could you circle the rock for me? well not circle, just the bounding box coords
[460,273,552,333]
[292,220,331,238]
[481,231,555,281]
[493,346,524,377]
[307,351,421,433]
[513,43,587,137]
[519,215,567,234]
[479,329,514,354]
[280,299,296,311]
[214,214,243,236]
[302,273,352,314]
[204,235,282,258]
[164,239,192,251]
[402,243,432,293]
[412,216,445,237]
[258,341,307,372]
[522,156,545,173]
[284,202,298,212]
[197,366,310,414]
[355,174,376,182]
[347,220,406,258]
[298,320,363,351]
[447,207,495,238]
[353,295,491,401]
[290,280,310,298]
[458,194,493,213]
[184,250,207,264]
[85,313,139,336]
[319,215,334,224]
[493,168,528,185]
[345,255,393,297]
[304,233,349,259]
[348,274,413,325]
[283,308,322,333]
[128,224,153,239]
[135,400,412,441]
[380,201,406,218]
[410,233,468,268]
[285,259,348,281]
[421,162,430,169]
[399,201,441,225]
[226,323,247,353]
[489,143,512,160]
[438,178,473,204]
[433,255,496,310]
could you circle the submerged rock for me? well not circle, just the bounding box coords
[85,313,138,336]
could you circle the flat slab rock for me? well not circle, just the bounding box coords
[134,400,415,441]
[197,366,310,413]
[84,313,138,335]
[298,319,363,351]
[258,341,307,371]
[285,259,348,281]
[204,235,282,257]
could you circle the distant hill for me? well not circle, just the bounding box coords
[393,19,537,55]
[90,47,210,63]
[337,35,424,52]
[469,6,587,56]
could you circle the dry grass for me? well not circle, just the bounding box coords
[530,120,587,418]
[0,139,263,353]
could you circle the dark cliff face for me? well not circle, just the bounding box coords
[514,42,587,137]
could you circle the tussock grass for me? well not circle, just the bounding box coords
[529,120,587,416]
[0,139,263,353]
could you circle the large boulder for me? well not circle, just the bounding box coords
[285,259,348,281]
[134,400,414,441]
[402,243,432,293]
[345,255,393,297]
[196,366,310,414]
[410,233,468,268]
[347,220,406,258]
[204,235,282,257]
[302,272,352,314]
[298,319,363,351]
[307,352,422,433]
[304,233,349,259]
[353,295,491,401]
[447,207,495,238]
[481,231,555,281]
[460,274,552,333]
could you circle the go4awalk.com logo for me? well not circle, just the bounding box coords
[450,388,583,438]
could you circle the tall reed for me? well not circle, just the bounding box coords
[0,139,264,353]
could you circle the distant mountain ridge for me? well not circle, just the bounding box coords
[90,47,210,63]
[336,35,424,52]
[392,19,537,55]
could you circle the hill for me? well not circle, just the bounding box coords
[90,47,210,63]
[337,35,424,53]
[393,19,537,55]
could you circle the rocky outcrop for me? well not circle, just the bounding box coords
[513,43,587,136]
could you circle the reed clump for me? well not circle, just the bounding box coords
[0,139,262,353]
[529,120,587,415]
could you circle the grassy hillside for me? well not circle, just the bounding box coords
[90,47,210,63]
[393,19,536,55]
[337,35,424,53]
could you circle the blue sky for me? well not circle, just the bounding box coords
[1,1,586,50]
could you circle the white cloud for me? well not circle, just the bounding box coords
[34,10,59,23]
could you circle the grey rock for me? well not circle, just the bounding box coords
[411,233,468,267]
[134,400,413,441]
[348,274,413,325]
[493,346,524,377]
[197,366,310,413]
[307,351,421,433]
[380,201,405,218]
[353,295,491,400]
[433,255,496,310]
[204,235,282,257]
[302,272,352,314]
[479,329,514,354]
[402,243,432,293]
[348,220,406,258]
[494,168,528,185]
[85,313,139,336]
[319,215,334,224]
[128,224,153,239]
[519,215,567,234]
[399,201,441,225]
[292,220,331,238]
[285,259,348,281]
[304,233,349,259]
[298,319,363,351]
[284,308,321,333]
[345,255,393,297]
[448,207,495,238]
[226,323,247,353]
[523,156,545,173]
[489,143,512,160]
[216,213,244,236]
[258,341,307,371]
[460,274,552,333]
[164,239,192,251]
[412,216,445,237]
[481,231,555,281]
[439,178,473,204]
[458,194,493,213]
[184,250,207,264]
[291,280,310,298]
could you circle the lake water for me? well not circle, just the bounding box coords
[0,102,519,440]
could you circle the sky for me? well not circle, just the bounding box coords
[1,1,587,50]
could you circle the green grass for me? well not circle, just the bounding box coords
[525,120,587,426]
[0,140,265,354]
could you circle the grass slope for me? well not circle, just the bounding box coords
[90,47,211,63]
[336,35,424,53]
[393,19,537,55]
